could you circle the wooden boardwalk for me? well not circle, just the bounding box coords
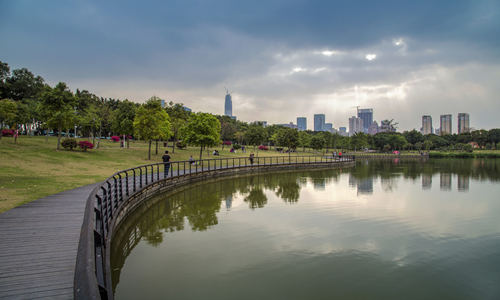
[0,184,97,299]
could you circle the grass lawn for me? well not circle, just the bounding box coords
[0,136,315,213]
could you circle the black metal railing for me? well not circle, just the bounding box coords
[75,154,354,300]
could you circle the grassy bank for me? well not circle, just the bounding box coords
[429,150,500,158]
[0,136,314,213]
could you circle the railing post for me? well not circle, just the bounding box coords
[113,177,118,207]
[145,167,148,185]
[125,172,129,197]
[150,165,154,182]
[139,168,143,188]
[157,164,159,180]
[133,169,136,192]
[118,173,123,202]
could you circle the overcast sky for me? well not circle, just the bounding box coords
[1,0,499,131]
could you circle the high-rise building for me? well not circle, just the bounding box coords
[440,114,452,135]
[368,121,379,135]
[160,99,166,108]
[324,123,333,132]
[297,117,307,131]
[358,108,373,133]
[338,127,347,136]
[458,113,470,134]
[277,122,298,129]
[421,115,433,135]
[224,92,232,117]
[314,114,325,132]
[348,116,363,136]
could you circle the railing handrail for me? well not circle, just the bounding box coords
[75,154,355,300]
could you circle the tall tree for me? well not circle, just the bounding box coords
[245,124,267,149]
[298,131,312,152]
[133,97,172,160]
[276,127,299,155]
[40,82,75,150]
[181,112,221,160]
[0,99,17,139]
[165,102,190,153]
[111,100,137,148]
[4,68,45,101]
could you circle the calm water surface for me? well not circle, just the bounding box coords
[112,159,500,299]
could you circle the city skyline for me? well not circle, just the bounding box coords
[2,1,499,130]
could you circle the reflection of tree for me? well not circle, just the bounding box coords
[244,188,267,209]
[275,179,300,203]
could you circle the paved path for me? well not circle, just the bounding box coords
[0,184,97,299]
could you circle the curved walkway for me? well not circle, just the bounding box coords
[0,184,97,299]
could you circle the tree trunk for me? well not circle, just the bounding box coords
[97,123,102,149]
[57,126,62,150]
[148,140,152,160]
[127,137,130,149]
[155,140,158,155]
[45,128,49,143]
[199,145,203,160]
[92,129,95,145]
[171,139,175,153]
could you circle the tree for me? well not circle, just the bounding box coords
[298,131,312,152]
[0,99,17,128]
[220,118,237,149]
[351,132,369,151]
[245,124,267,149]
[4,68,45,101]
[133,97,172,160]
[40,83,76,150]
[487,129,500,149]
[181,112,221,160]
[165,102,190,153]
[0,61,10,99]
[275,127,299,154]
[310,135,325,151]
[403,130,424,149]
[111,100,137,148]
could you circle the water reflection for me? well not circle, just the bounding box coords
[112,158,500,299]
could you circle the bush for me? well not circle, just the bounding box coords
[176,141,186,149]
[111,136,120,142]
[276,147,283,152]
[232,144,242,150]
[61,138,78,150]
[258,145,269,150]
[1,129,15,137]
[78,141,94,151]
[222,140,232,145]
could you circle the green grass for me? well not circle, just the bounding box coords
[0,136,315,212]
[429,150,500,158]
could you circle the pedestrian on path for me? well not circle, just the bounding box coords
[249,153,255,165]
[162,150,171,177]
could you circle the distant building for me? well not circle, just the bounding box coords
[422,174,432,190]
[183,106,192,112]
[160,99,166,108]
[277,122,297,129]
[297,117,307,131]
[458,113,470,134]
[324,123,333,132]
[338,127,347,136]
[440,173,452,191]
[357,108,373,133]
[457,175,469,192]
[348,116,363,136]
[368,121,379,135]
[440,114,452,135]
[314,114,325,132]
[224,92,232,117]
[421,115,433,135]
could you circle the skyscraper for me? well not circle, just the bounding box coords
[358,108,373,133]
[314,114,325,132]
[458,113,470,134]
[348,116,363,136]
[338,127,347,136]
[440,114,452,135]
[297,117,307,131]
[224,91,232,117]
[421,115,433,135]
[324,123,333,132]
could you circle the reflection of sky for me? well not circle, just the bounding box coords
[115,166,500,299]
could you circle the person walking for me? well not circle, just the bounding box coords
[249,153,255,165]
[189,155,196,165]
[162,150,171,177]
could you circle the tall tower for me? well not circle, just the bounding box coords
[349,116,363,136]
[440,114,452,135]
[314,114,325,132]
[224,90,232,117]
[458,113,470,134]
[422,115,433,135]
[357,108,373,133]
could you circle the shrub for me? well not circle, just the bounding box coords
[258,145,269,150]
[222,140,232,145]
[1,129,15,137]
[176,141,186,149]
[78,141,94,151]
[111,136,120,142]
[232,144,242,150]
[276,147,283,152]
[61,138,77,150]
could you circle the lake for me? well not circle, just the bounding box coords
[111,158,500,300]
